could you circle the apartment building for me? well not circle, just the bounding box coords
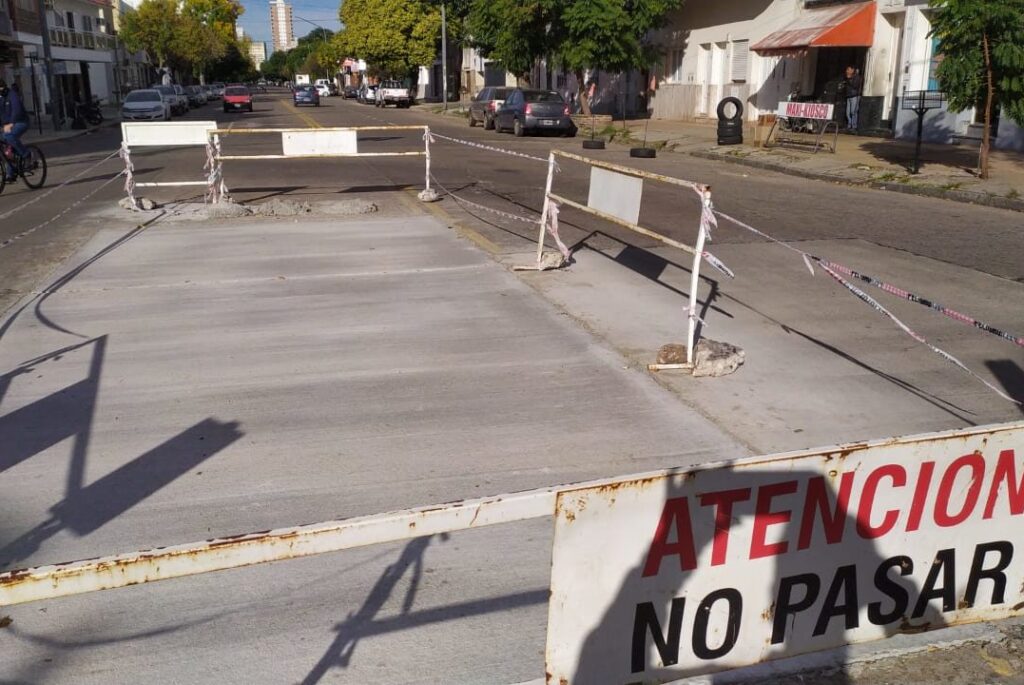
[269,0,295,53]
[1,0,119,125]
[249,40,266,72]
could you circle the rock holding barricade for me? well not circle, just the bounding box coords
[657,339,745,377]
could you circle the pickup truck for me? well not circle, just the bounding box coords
[375,80,412,108]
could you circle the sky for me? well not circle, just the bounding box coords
[235,0,342,51]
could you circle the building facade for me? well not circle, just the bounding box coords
[269,0,295,53]
[249,40,265,72]
[648,0,1023,150]
[2,0,119,126]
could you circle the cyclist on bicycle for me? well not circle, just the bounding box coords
[0,79,30,182]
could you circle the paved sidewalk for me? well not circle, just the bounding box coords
[22,105,121,146]
[610,118,1024,211]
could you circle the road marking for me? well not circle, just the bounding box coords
[279,98,322,129]
[407,189,503,255]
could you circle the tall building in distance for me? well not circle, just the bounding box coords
[269,0,297,53]
[249,42,268,72]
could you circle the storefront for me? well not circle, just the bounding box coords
[751,1,879,129]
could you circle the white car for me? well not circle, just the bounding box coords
[314,83,331,98]
[121,89,170,120]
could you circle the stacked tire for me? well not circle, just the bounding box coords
[717,96,744,146]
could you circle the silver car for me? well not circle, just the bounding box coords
[151,85,183,116]
[468,87,511,130]
[122,89,170,121]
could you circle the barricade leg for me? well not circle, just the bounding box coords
[119,142,138,210]
[686,189,712,366]
[418,128,439,202]
[536,153,557,267]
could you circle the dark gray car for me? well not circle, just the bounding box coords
[468,86,511,130]
[495,89,576,137]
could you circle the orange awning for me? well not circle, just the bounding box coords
[751,2,876,56]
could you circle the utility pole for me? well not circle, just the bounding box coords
[440,2,447,111]
[34,0,61,130]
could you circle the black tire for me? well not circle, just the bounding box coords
[484,114,495,130]
[630,147,656,158]
[513,118,524,137]
[315,102,320,107]
[469,113,477,127]
[20,145,46,189]
[87,112,103,126]
[717,120,743,133]
[716,96,744,122]
[247,105,253,112]
[0,164,6,195]
[717,135,743,146]
[582,139,605,150]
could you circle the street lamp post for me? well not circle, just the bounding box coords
[440,2,447,111]
[294,15,333,81]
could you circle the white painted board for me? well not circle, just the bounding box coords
[587,167,643,226]
[121,121,217,147]
[546,421,1024,684]
[282,130,358,157]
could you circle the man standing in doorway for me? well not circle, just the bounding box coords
[844,66,863,132]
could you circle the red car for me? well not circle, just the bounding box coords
[223,85,253,113]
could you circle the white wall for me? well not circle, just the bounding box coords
[650,0,801,121]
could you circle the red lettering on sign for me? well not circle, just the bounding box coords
[856,465,906,539]
[983,450,1024,518]
[642,497,697,577]
[750,480,798,559]
[905,461,936,532]
[797,473,854,550]
[699,488,752,566]
[935,453,985,527]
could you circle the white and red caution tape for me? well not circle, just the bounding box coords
[545,201,573,261]
[429,173,541,225]
[427,131,553,165]
[714,209,1022,405]
[816,259,1024,348]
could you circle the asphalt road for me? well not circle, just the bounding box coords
[2,89,1022,326]
[1,90,1022,684]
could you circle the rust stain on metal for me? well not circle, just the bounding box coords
[408,522,416,530]
[1012,601,1024,611]
[761,602,775,621]
[899,617,931,634]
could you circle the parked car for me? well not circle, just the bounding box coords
[223,85,253,112]
[314,83,331,98]
[121,88,170,121]
[468,86,511,130]
[375,79,412,108]
[152,84,185,115]
[495,89,575,137]
[185,85,207,107]
[202,84,219,100]
[293,84,320,107]
[343,85,359,99]
[211,82,226,98]
[172,84,191,111]
[357,84,377,104]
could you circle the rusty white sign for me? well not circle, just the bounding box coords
[587,167,643,226]
[776,101,835,120]
[545,422,1024,684]
[121,121,218,147]
[282,129,358,156]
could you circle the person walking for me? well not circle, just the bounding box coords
[0,79,31,181]
[844,66,863,133]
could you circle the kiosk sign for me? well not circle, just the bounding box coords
[777,101,835,120]
[545,423,1024,684]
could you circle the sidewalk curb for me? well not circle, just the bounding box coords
[25,117,120,147]
[689,149,1024,214]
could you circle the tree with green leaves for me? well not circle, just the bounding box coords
[466,0,553,81]
[119,0,183,72]
[336,0,441,78]
[262,50,290,80]
[929,0,1024,179]
[466,0,681,114]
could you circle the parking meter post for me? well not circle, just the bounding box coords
[913,109,925,175]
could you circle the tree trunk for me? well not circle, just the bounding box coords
[980,31,994,180]
[576,69,591,116]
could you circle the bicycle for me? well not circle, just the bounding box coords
[0,140,47,194]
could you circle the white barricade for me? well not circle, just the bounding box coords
[2,422,1023,685]
[205,125,434,204]
[535,149,731,370]
[119,121,219,209]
